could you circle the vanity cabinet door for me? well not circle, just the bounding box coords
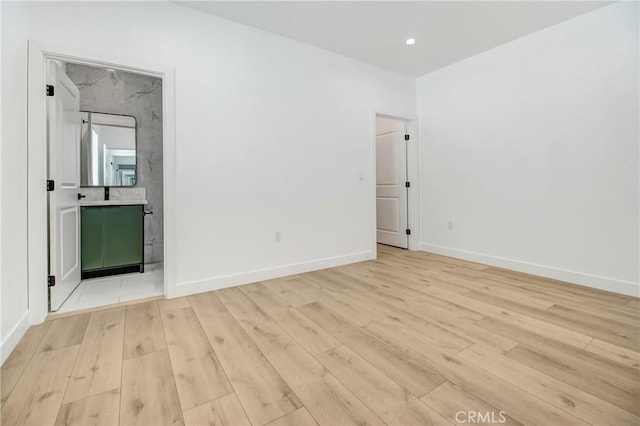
[103,205,143,268]
[81,206,105,270]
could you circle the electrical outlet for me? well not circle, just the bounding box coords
[275,231,281,243]
[447,221,453,230]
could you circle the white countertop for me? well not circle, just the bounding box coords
[80,200,148,206]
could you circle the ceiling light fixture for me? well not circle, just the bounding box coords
[405,38,416,45]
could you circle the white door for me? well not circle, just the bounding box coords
[48,61,82,311]
[376,116,408,248]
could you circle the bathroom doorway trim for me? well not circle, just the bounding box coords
[27,41,177,324]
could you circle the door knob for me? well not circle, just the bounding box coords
[77,193,86,200]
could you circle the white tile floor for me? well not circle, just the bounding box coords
[56,264,164,313]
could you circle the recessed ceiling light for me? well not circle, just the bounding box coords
[406,38,416,45]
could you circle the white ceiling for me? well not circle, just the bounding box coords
[179,1,610,77]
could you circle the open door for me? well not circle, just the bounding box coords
[376,116,408,249]
[47,61,82,311]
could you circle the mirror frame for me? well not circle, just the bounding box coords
[80,110,138,188]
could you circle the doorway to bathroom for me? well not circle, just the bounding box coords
[49,62,165,313]
[28,43,176,322]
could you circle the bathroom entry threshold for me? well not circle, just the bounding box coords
[54,264,164,314]
[47,294,164,320]
[81,264,144,280]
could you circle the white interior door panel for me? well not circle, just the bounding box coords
[376,117,408,249]
[48,61,82,311]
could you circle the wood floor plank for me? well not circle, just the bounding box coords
[1,321,52,407]
[240,283,340,355]
[182,393,250,426]
[381,313,473,353]
[364,320,585,425]
[64,308,125,403]
[1,345,79,426]
[270,308,340,355]
[298,271,349,293]
[161,307,232,411]
[485,267,632,306]
[123,301,166,359]
[470,290,639,350]
[557,301,640,328]
[585,339,640,369]
[298,302,446,396]
[465,279,557,310]
[158,297,191,312]
[261,277,317,307]
[312,268,379,293]
[479,316,639,394]
[368,260,474,295]
[459,343,639,425]
[239,320,385,426]
[482,270,634,312]
[424,287,594,348]
[317,345,453,425]
[296,278,380,326]
[266,408,318,426]
[545,303,639,350]
[240,282,290,313]
[507,344,640,416]
[55,388,120,426]
[216,287,271,324]
[189,291,301,425]
[224,288,384,425]
[352,285,516,352]
[374,255,480,288]
[422,381,523,426]
[120,349,183,425]
[476,276,638,321]
[369,283,485,323]
[36,314,90,353]
[391,247,489,271]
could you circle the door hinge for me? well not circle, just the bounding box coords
[405,181,411,188]
[404,134,410,141]
[46,180,55,191]
[48,275,56,287]
[46,85,55,96]
[406,229,411,235]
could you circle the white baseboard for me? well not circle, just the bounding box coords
[1,311,30,365]
[420,243,639,297]
[172,250,375,298]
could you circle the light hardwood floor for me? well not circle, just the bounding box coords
[2,245,639,425]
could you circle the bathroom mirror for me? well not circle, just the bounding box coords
[80,111,137,187]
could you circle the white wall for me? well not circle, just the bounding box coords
[1,2,31,361]
[0,1,4,362]
[417,2,639,296]
[0,1,415,360]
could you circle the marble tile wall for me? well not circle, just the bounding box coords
[66,63,163,263]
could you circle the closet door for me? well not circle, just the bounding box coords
[376,117,408,249]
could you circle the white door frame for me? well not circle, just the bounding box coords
[27,41,177,324]
[371,110,420,254]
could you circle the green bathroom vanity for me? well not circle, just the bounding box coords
[81,204,144,279]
